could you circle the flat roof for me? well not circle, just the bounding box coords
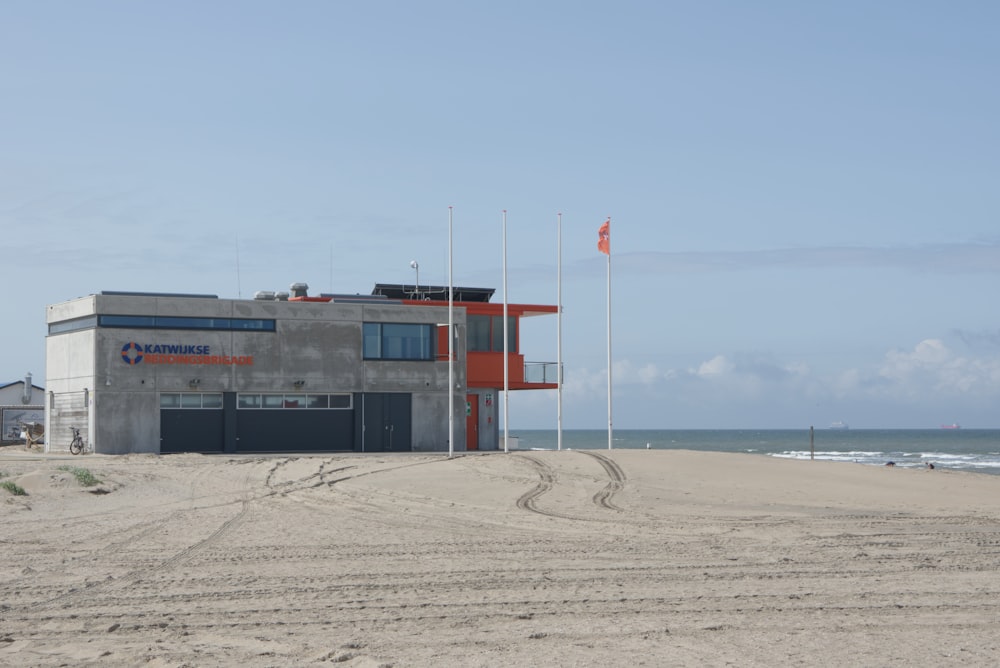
[372,284,495,303]
[101,290,219,299]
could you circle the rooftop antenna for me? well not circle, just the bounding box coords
[410,260,419,298]
[236,234,243,299]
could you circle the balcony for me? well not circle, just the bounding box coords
[523,361,560,386]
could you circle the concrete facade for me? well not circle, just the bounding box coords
[45,292,469,454]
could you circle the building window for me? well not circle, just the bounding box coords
[238,394,261,409]
[160,393,223,409]
[48,315,99,335]
[468,315,517,353]
[91,315,276,332]
[306,395,329,409]
[363,322,434,360]
[262,394,285,409]
[468,316,490,352]
[237,393,353,409]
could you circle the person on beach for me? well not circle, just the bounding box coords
[926,462,935,470]
[885,461,896,467]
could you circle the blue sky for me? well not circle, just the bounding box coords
[3,1,999,429]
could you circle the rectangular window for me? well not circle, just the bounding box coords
[468,315,517,353]
[283,395,305,408]
[238,394,261,408]
[160,393,222,409]
[201,394,223,409]
[468,315,490,352]
[330,394,352,409]
[93,314,275,332]
[363,323,434,360]
[154,316,231,330]
[489,315,517,352]
[363,322,381,359]
[180,394,203,408]
[262,394,285,408]
[101,314,156,328]
[306,395,329,409]
[160,393,181,408]
[237,393,352,409]
[48,315,99,335]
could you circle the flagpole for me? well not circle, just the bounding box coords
[448,206,454,459]
[606,218,613,450]
[502,209,510,454]
[556,212,563,451]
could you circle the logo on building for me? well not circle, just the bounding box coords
[121,342,144,365]
[119,342,253,366]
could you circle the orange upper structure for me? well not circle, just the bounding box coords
[375,283,558,391]
[292,283,558,391]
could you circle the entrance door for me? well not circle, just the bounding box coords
[361,393,412,452]
[465,394,479,450]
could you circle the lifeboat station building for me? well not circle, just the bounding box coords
[44,284,557,455]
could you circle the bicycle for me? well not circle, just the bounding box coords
[69,427,86,455]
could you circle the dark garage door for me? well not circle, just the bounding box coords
[236,409,354,452]
[160,393,224,453]
[160,392,360,453]
[234,393,355,452]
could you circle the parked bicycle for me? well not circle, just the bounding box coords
[69,426,86,455]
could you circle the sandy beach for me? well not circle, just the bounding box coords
[2,447,998,667]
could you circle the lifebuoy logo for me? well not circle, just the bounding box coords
[120,342,253,366]
[121,342,144,365]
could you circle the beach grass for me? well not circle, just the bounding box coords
[1,479,27,496]
[58,466,101,487]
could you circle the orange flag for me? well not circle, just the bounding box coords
[597,217,610,255]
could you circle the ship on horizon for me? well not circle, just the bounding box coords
[829,421,849,430]
[940,423,961,430]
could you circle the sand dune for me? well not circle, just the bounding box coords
[2,448,998,666]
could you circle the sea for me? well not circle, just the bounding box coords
[509,429,1000,476]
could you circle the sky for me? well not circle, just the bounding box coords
[3,1,999,429]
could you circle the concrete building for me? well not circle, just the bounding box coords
[0,373,45,444]
[44,284,557,454]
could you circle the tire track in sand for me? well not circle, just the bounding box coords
[514,453,627,520]
[514,454,556,515]
[577,450,627,512]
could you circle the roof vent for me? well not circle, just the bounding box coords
[275,291,290,301]
[253,290,276,301]
[290,282,309,298]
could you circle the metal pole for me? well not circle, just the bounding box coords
[606,220,613,450]
[503,210,509,453]
[448,207,454,459]
[557,213,563,451]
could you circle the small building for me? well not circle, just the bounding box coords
[1,373,45,444]
[44,284,557,454]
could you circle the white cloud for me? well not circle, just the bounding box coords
[874,338,1000,396]
[695,355,732,377]
[565,339,1000,411]
[514,337,1000,429]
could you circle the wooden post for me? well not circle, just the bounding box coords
[810,426,815,460]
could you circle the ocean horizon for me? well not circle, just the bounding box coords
[508,428,1000,476]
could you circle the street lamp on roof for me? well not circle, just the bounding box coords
[409,260,419,298]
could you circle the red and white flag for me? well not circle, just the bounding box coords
[597,217,610,255]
